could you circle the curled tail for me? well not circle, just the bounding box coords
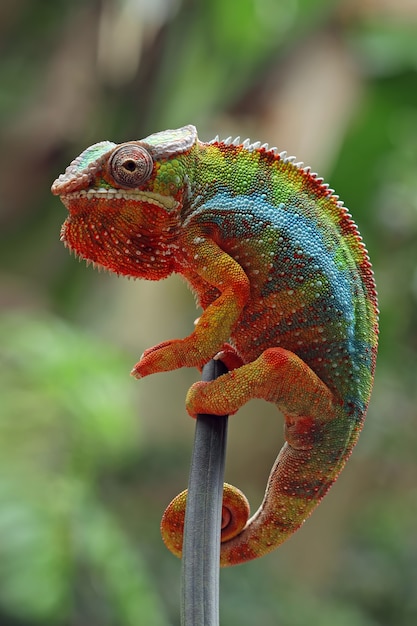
[161,415,358,567]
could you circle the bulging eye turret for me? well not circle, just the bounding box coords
[108,144,153,188]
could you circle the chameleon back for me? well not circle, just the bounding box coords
[184,139,378,421]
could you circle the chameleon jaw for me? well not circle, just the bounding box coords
[59,234,111,274]
[59,186,181,280]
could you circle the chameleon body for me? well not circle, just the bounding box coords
[52,125,378,567]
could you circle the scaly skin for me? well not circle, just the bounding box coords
[52,125,378,567]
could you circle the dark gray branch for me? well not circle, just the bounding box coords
[181,359,229,626]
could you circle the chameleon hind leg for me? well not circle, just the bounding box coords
[184,347,351,566]
[186,347,336,436]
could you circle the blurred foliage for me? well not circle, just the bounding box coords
[0,313,167,625]
[0,0,417,624]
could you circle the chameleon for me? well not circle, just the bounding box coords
[52,124,378,567]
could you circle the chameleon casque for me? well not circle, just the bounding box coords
[52,125,378,567]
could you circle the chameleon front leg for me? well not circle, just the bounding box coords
[174,347,353,566]
[132,237,250,378]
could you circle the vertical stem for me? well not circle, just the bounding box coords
[181,359,229,626]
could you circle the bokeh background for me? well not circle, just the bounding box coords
[1,1,417,624]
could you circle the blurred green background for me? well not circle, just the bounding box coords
[1,0,417,624]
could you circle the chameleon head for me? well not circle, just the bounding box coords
[51,125,198,279]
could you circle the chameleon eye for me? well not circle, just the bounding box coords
[108,144,153,188]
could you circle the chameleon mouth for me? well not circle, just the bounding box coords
[60,188,179,212]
